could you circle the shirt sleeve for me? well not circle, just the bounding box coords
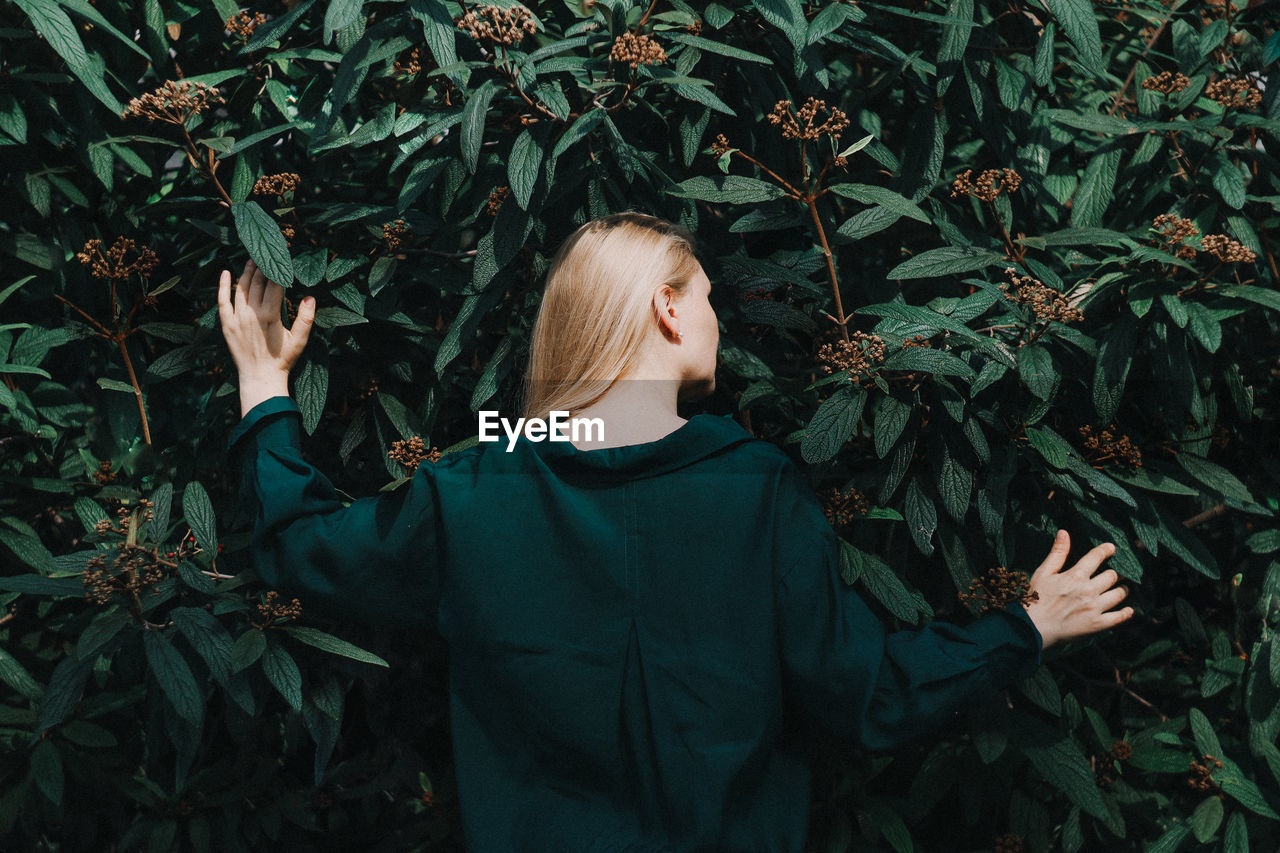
[772,459,1043,754]
[226,395,442,630]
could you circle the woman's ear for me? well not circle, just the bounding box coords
[652,283,679,339]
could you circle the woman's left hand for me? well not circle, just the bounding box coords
[218,259,315,381]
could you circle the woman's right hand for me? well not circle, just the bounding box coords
[1021,529,1134,650]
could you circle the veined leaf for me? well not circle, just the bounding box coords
[231,201,294,286]
[284,626,389,667]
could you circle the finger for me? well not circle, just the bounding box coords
[235,260,254,312]
[1072,541,1117,576]
[285,296,316,361]
[1104,605,1135,626]
[1089,567,1120,589]
[1034,529,1071,576]
[217,270,233,320]
[1098,584,1129,610]
[248,263,267,308]
[263,278,284,319]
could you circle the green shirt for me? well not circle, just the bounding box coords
[228,396,1043,852]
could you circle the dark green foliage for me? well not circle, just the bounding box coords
[1,0,1279,850]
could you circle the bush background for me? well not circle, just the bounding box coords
[2,0,1280,850]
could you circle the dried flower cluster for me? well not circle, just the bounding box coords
[389,436,442,473]
[94,460,120,485]
[1187,754,1224,792]
[486,186,510,216]
[257,590,303,622]
[610,32,667,68]
[253,172,301,198]
[957,566,1039,613]
[280,224,295,245]
[225,11,268,41]
[1093,740,1133,787]
[1079,424,1143,470]
[820,485,869,527]
[902,334,933,349]
[1202,233,1256,263]
[999,268,1084,324]
[1149,213,1200,259]
[383,219,411,250]
[359,377,380,401]
[395,46,423,75]
[1141,71,1190,95]
[767,98,851,141]
[83,543,170,605]
[456,5,537,47]
[710,133,733,157]
[817,331,887,379]
[122,80,225,123]
[951,168,1022,202]
[77,237,159,280]
[1205,76,1262,110]
[741,287,773,303]
[992,834,1024,853]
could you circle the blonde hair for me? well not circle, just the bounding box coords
[518,212,702,422]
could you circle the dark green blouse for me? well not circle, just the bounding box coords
[227,396,1043,852]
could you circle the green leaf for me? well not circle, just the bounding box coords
[874,395,912,459]
[231,630,266,673]
[668,33,770,63]
[800,387,865,464]
[262,639,303,712]
[1017,343,1057,400]
[13,0,123,113]
[666,175,787,204]
[1188,706,1222,757]
[460,79,499,174]
[36,656,90,734]
[885,246,1005,279]
[827,184,929,223]
[880,347,977,383]
[295,359,329,436]
[0,647,42,700]
[182,480,217,555]
[1044,0,1103,74]
[284,627,389,667]
[1070,146,1122,228]
[1219,285,1280,314]
[843,543,918,622]
[323,0,363,41]
[1215,755,1280,819]
[1176,453,1256,505]
[507,129,542,209]
[1022,731,1110,819]
[937,445,971,522]
[904,479,937,557]
[170,608,235,686]
[143,630,203,726]
[30,740,63,806]
[936,0,973,96]
[1224,811,1248,853]
[231,201,294,287]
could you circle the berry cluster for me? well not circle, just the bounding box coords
[389,437,442,473]
[394,46,425,75]
[257,590,303,623]
[1141,71,1191,95]
[957,566,1038,614]
[1149,213,1200,259]
[1187,754,1224,792]
[816,332,887,380]
[709,133,733,157]
[950,168,1022,203]
[122,80,225,123]
[1201,233,1256,263]
[902,334,933,349]
[820,485,869,527]
[1093,740,1132,787]
[767,98,851,141]
[1205,76,1262,110]
[486,186,510,216]
[1000,268,1084,324]
[280,224,295,246]
[253,172,301,198]
[225,11,267,41]
[1079,424,1143,470]
[456,5,537,47]
[94,460,120,485]
[609,32,667,69]
[741,287,772,303]
[77,237,159,281]
[383,219,411,250]
[992,833,1024,853]
[82,543,170,605]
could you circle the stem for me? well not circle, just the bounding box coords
[807,197,850,345]
[636,0,659,29]
[52,293,113,336]
[180,125,233,207]
[731,149,802,198]
[987,199,1020,260]
[116,336,152,446]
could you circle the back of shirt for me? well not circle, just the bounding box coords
[229,400,1043,852]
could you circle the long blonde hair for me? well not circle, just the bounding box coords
[518,212,702,422]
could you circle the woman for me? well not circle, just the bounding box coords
[219,212,1133,852]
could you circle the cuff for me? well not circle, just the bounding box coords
[227,396,303,461]
[967,599,1044,690]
